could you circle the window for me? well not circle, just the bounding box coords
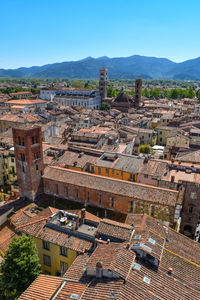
[34,152,39,160]
[43,254,51,266]
[160,138,163,142]
[20,153,25,161]
[106,168,108,174]
[18,136,21,145]
[66,186,68,197]
[110,197,115,208]
[160,131,162,135]
[11,158,14,163]
[43,240,50,250]
[22,137,24,146]
[76,189,79,200]
[87,192,90,202]
[112,169,114,174]
[190,192,197,200]
[60,246,68,257]
[22,166,25,173]
[129,201,134,213]
[99,194,101,206]
[56,184,59,194]
[144,174,148,178]
[36,164,39,171]
[32,136,35,144]
[188,206,194,214]
[60,261,68,275]
[98,167,101,175]
[151,205,155,217]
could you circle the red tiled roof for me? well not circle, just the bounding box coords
[43,166,179,207]
[18,274,63,300]
[7,99,46,105]
[97,218,133,241]
[0,226,18,255]
[16,208,93,253]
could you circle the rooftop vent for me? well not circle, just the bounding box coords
[70,294,79,300]
[132,262,141,271]
[168,267,173,276]
[143,276,151,284]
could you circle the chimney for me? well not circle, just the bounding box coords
[81,208,86,224]
[171,175,175,183]
[75,216,79,230]
[126,242,130,249]
[96,261,103,278]
[168,267,173,275]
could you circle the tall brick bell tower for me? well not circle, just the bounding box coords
[12,125,44,201]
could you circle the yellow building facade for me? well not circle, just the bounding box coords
[0,149,18,201]
[33,237,77,276]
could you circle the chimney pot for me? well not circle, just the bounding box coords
[126,242,130,249]
[168,267,173,275]
[81,208,86,223]
[96,261,103,278]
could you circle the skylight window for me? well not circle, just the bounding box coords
[148,237,156,245]
[134,235,141,240]
[143,276,151,284]
[70,294,79,300]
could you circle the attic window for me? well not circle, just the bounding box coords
[141,244,152,253]
[143,276,151,284]
[148,238,156,245]
[134,235,141,240]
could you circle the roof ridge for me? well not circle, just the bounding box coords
[46,166,179,193]
[16,216,49,229]
[165,248,200,269]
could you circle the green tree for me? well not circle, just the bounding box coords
[71,80,84,89]
[100,102,111,111]
[139,144,152,154]
[170,89,179,99]
[197,90,200,101]
[142,88,150,98]
[187,87,195,99]
[107,86,117,97]
[1,234,41,299]
[151,88,160,99]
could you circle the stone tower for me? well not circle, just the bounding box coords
[134,79,142,107]
[12,125,44,201]
[99,68,108,100]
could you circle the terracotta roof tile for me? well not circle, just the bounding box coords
[19,274,63,300]
[43,166,179,207]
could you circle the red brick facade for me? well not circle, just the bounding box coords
[12,125,44,201]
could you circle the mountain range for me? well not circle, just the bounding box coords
[0,55,200,80]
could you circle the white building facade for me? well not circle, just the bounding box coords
[40,89,101,109]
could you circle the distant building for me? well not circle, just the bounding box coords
[9,91,33,99]
[111,91,134,113]
[53,92,100,110]
[99,68,108,100]
[134,78,142,107]
[40,89,101,110]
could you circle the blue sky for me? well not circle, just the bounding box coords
[1,0,200,68]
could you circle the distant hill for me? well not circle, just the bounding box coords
[1,55,200,79]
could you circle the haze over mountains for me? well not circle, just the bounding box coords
[0,55,200,80]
